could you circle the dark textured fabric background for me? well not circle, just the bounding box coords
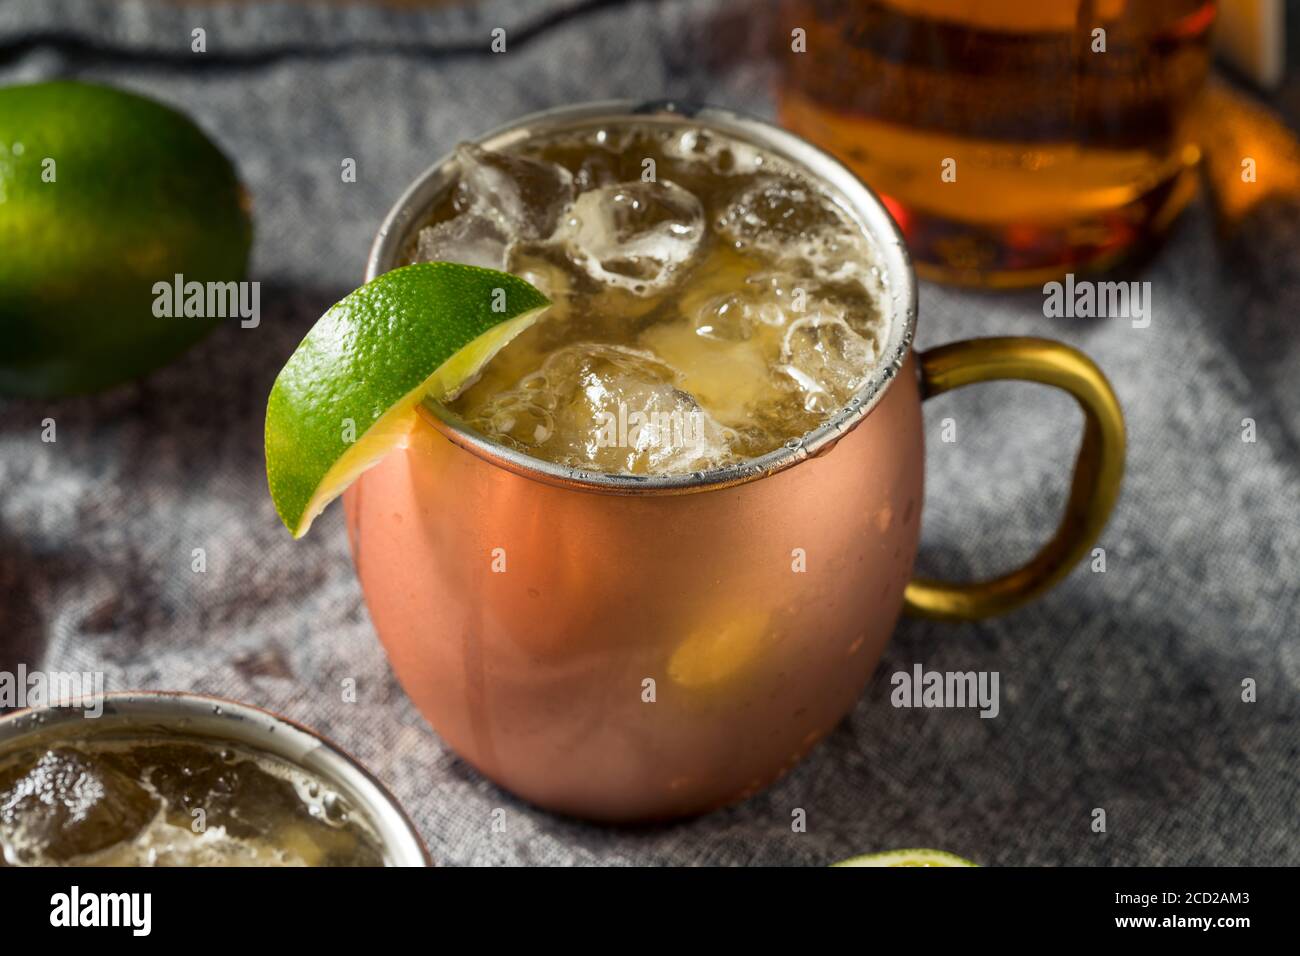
[0,0,1296,865]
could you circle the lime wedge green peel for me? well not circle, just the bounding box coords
[265,262,549,538]
[833,849,977,867]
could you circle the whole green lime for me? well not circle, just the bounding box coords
[0,81,252,397]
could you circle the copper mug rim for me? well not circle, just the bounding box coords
[365,99,918,496]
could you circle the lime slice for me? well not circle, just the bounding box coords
[265,262,549,538]
[833,849,976,867]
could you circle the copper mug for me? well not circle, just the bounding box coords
[344,102,1126,822]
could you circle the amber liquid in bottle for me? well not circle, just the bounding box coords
[777,0,1216,286]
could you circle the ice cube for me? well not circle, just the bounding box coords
[572,149,624,192]
[137,741,384,866]
[469,391,548,452]
[559,180,705,295]
[472,343,733,474]
[413,213,509,270]
[138,741,306,840]
[661,127,766,175]
[0,747,158,862]
[718,174,852,255]
[780,315,875,413]
[690,271,810,341]
[456,143,575,240]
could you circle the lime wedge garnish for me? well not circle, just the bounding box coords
[265,262,549,538]
[833,849,976,867]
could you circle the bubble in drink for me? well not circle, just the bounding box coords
[406,121,890,474]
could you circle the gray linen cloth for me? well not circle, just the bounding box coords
[0,0,1296,865]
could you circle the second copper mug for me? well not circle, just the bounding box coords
[345,102,1126,822]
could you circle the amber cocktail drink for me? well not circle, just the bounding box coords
[408,123,892,472]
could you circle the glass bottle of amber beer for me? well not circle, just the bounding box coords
[777,0,1216,286]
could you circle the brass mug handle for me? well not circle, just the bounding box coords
[904,337,1126,621]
